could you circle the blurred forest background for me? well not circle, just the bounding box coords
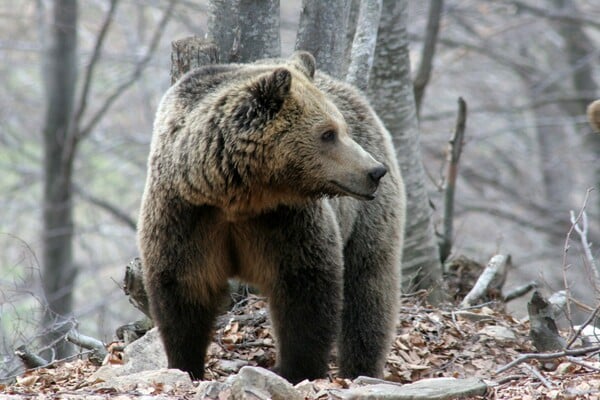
[1,0,599,380]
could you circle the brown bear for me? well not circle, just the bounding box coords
[137,51,405,383]
[588,100,600,132]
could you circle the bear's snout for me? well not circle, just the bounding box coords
[368,165,387,184]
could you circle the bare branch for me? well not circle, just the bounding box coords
[14,345,49,369]
[503,281,538,302]
[346,0,382,91]
[79,0,177,139]
[497,0,600,30]
[73,0,119,132]
[74,185,136,230]
[496,344,600,374]
[439,97,466,262]
[567,303,600,349]
[413,0,444,115]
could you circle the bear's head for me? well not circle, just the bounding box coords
[182,52,387,215]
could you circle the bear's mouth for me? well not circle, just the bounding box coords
[329,181,376,201]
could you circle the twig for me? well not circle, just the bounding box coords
[566,302,600,348]
[74,184,136,230]
[562,189,594,329]
[521,363,553,389]
[503,281,538,302]
[440,97,467,263]
[496,344,600,374]
[569,190,600,294]
[460,254,508,308]
[566,356,600,372]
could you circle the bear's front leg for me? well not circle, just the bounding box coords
[139,198,228,380]
[262,205,344,384]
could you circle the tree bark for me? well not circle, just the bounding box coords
[207,0,239,63]
[208,0,280,63]
[367,0,446,304]
[41,0,78,359]
[237,0,280,61]
[295,0,351,78]
[346,0,382,91]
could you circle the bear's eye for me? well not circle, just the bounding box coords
[321,130,336,142]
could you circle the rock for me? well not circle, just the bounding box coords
[216,359,249,374]
[336,377,488,400]
[91,327,167,381]
[294,379,317,398]
[478,325,517,342]
[229,366,303,400]
[92,368,193,393]
[196,381,231,399]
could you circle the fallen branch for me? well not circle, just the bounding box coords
[14,345,49,369]
[496,344,600,374]
[65,329,108,366]
[460,254,509,308]
[521,363,553,389]
[503,281,538,302]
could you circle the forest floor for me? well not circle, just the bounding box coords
[2,261,600,399]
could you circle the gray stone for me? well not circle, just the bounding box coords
[478,325,517,342]
[196,381,231,399]
[92,368,193,392]
[336,377,487,400]
[91,327,167,381]
[229,366,303,400]
[216,359,249,374]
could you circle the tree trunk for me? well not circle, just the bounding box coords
[346,0,382,92]
[237,0,280,61]
[367,0,446,304]
[208,0,280,63]
[41,0,78,358]
[551,0,600,226]
[295,0,351,78]
[207,0,239,63]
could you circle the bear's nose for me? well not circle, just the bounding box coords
[368,165,387,183]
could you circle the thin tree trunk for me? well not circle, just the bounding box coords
[367,0,446,304]
[41,0,78,358]
[551,0,600,228]
[346,0,382,91]
[295,0,351,78]
[413,0,444,117]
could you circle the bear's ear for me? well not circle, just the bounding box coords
[289,51,316,80]
[248,68,292,115]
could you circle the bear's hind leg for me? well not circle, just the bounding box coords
[148,275,228,380]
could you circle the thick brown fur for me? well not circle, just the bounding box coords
[137,52,406,383]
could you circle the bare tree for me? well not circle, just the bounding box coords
[413,0,444,116]
[368,0,446,304]
[40,0,176,358]
[41,0,79,358]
